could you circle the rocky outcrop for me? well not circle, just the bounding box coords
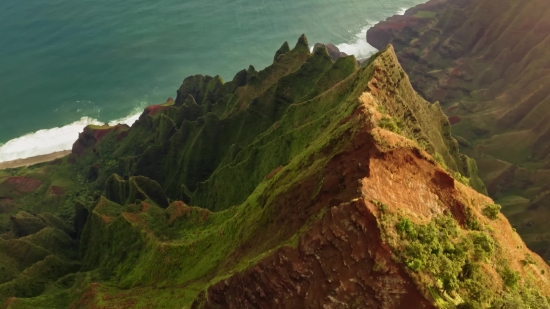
[71,124,129,156]
[10,211,48,237]
[313,43,348,62]
[367,0,550,255]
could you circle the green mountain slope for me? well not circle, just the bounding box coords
[0,37,548,308]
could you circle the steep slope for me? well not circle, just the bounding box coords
[69,35,484,211]
[367,0,550,257]
[0,37,548,308]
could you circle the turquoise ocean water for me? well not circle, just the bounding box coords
[0,0,424,162]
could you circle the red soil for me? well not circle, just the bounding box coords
[264,166,283,180]
[448,115,462,125]
[70,282,101,309]
[123,212,146,226]
[1,297,16,309]
[144,105,166,116]
[92,125,128,142]
[72,124,129,156]
[141,201,150,213]
[167,201,189,224]
[5,177,43,193]
[49,186,65,196]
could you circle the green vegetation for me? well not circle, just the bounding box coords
[435,152,448,170]
[482,204,502,220]
[454,172,471,186]
[379,116,403,134]
[390,214,549,308]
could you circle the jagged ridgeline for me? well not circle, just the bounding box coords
[1,35,547,308]
[73,35,485,212]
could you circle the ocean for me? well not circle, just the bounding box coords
[0,0,425,162]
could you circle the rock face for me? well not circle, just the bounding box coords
[2,36,550,308]
[368,0,550,257]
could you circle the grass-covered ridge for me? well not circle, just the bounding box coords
[0,36,547,308]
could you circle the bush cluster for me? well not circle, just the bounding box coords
[394,215,550,308]
[379,116,402,134]
[454,172,471,186]
[482,204,501,220]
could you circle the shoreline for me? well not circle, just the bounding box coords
[0,150,72,170]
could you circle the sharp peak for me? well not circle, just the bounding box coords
[294,34,309,51]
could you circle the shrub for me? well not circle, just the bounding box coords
[393,214,520,304]
[471,232,495,255]
[465,206,482,231]
[498,263,520,288]
[490,288,550,309]
[379,116,402,134]
[482,204,501,220]
[397,215,468,292]
[371,199,388,212]
[454,172,471,186]
[520,254,536,266]
[434,153,448,170]
[396,218,415,236]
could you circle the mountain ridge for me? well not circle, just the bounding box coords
[0,37,547,308]
[367,0,550,258]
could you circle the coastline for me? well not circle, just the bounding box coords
[0,150,71,170]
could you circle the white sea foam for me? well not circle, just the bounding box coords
[0,105,145,163]
[334,7,409,59]
[397,7,408,15]
[335,25,379,59]
[0,8,413,164]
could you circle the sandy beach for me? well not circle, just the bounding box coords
[0,150,71,170]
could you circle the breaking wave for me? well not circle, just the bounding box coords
[0,8,412,164]
[0,105,145,163]
[333,7,409,59]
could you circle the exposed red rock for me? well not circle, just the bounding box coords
[143,98,175,116]
[198,200,435,309]
[143,104,165,116]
